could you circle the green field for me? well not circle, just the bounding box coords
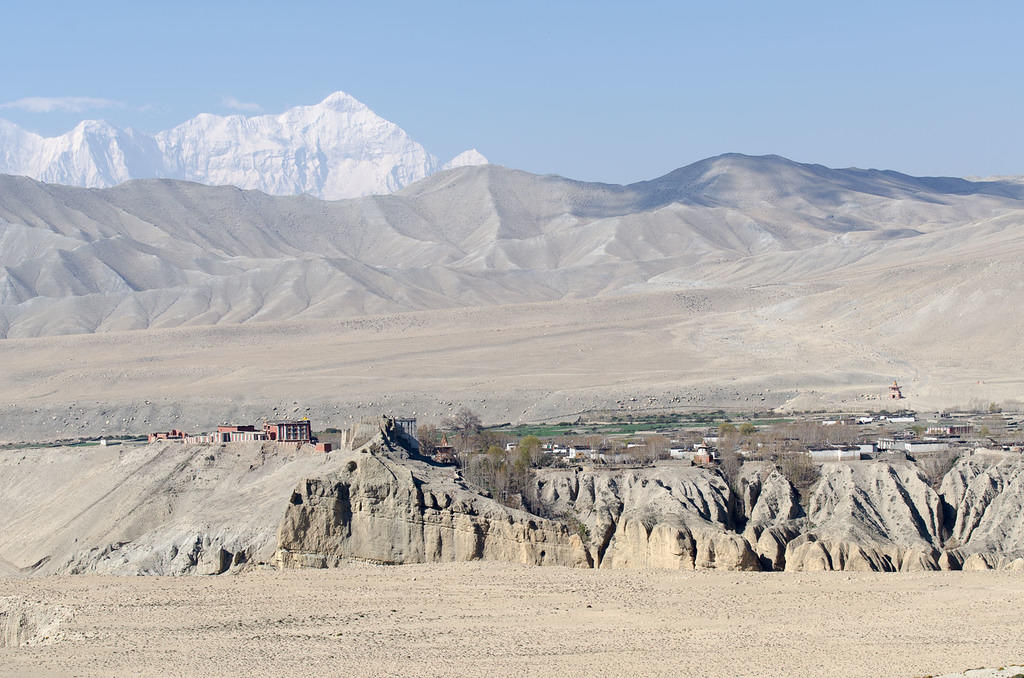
[486,412,793,439]
[0,434,148,451]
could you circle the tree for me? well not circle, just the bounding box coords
[442,408,485,465]
[417,424,440,457]
[718,447,744,495]
[739,422,757,436]
[777,451,820,495]
[643,434,670,461]
[718,422,738,436]
[463,443,534,508]
[519,435,543,463]
[444,408,482,434]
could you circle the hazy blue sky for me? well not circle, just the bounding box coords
[4,0,1022,182]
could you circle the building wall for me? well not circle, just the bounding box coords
[809,448,862,461]
[266,421,312,442]
[395,418,417,440]
[904,442,950,454]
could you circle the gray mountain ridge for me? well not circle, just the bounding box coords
[2,153,1023,339]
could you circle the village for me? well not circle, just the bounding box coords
[141,393,1024,473]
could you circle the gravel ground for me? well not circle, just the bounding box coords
[2,565,1022,678]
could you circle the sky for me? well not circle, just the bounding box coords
[3,0,1023,183]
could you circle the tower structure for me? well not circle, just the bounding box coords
[889,381,903,400]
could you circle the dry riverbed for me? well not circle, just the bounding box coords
[2,564,1022,678]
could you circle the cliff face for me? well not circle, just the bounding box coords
[781,462,946,572]
[532,465,759,570]
[940,453,1024,570]
[0,439,355,576]
[2,418,1023,575]
[737,465,804,571]
[274,446,591,569]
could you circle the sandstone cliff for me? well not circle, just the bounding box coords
[532,464,759,570]
[1,419,1022,575]
[940,452,1024,570]
[274,439,591,569]
[782,462,946,572]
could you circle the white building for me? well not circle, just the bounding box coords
[808,447,863,461]
[904,441,950,454]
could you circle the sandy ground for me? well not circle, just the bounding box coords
[3,287,1023,443]
[2,565,1022,678]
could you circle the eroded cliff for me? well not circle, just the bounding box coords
[2,419,1022,575]
[274,443,591,569]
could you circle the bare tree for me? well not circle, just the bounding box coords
[417,424,440,457]
[442,408,485,465]
[916,449,960,489]
[644,434,670,461]
[718,447,744,495]
[443,408,482,433]
[777,451,820,495]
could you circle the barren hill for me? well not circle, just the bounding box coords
[1,154,1023,436]
[2,154,1024,339]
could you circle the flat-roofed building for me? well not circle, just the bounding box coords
[808,446,863,461]
[149,429,188,443]
[927,424,973,436]
[264,420,312,443]
[216,425,268,442]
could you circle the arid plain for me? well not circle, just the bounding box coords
[3,565,1023,678]
[2,282,1023,443]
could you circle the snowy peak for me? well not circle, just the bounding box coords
[153,90,442,199]
[0,91,484,199]
[443,148,489,170]
[315,90,372,113]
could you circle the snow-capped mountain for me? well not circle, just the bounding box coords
[0,92,486,199]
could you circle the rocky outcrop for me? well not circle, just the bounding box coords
[737,464,804,570]
[263,449,1024,573]
[0,439,356,575]
[3,414,1023,575]
[0,598,68,647]
[533,464,760,571]
[274,446,591,568]
[782,462,946,572]
[941,452,1024,566]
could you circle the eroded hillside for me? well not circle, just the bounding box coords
[2,155,1024,338]
[2,421,1021,575]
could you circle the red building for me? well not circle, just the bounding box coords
[148,429,188,443]
[264,420,313,443]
